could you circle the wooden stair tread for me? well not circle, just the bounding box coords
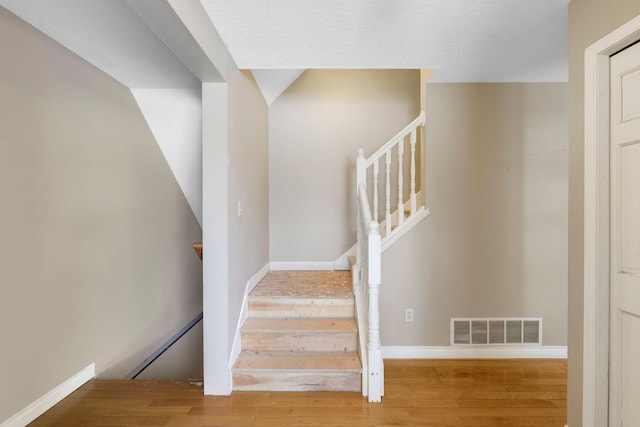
[242,317,357,332]
[250,271,353,299]
[234,270,361,393]
[249,295,353,302]
[192,243,203,260]
[248,296,354,318]
[233,352,361,372]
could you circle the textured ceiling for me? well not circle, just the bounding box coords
[0,0,569,102]
[201,0,569,82]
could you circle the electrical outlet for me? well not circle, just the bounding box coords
[405,308,414,322]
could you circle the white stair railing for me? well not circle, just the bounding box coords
[357,112,426,247]
[353,111,426,402]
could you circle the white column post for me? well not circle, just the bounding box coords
[202,82,231,395]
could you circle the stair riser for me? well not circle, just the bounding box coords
[248,299,354,318]
[233,372,361,392]
[241,332,357,353]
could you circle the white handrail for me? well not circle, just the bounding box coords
[357,112,426,243]
[364,111,425,167]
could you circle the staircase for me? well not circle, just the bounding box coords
[232,271,362,392]
[230,111,428,401]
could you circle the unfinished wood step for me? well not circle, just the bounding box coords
[248,296,354,318]
[241,318,357,352]
[233,351,361,392]
[251,271,353,299]
[243,317,357,332]
[236,271,362,393]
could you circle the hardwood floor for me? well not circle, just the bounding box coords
[29,359,567,427]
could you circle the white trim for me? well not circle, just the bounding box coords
[583,14,640,427]
[229,263,270,370]
[269,261,335,271]
[381,346,567,359]
[334,201,430,271]
[334,245,356,271]
[202,83,231,395]
[247,263,271,294]
[381,208,430,252]
[365,112,425,167]
[1,363,95,427]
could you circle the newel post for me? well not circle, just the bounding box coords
[367,221,383,402]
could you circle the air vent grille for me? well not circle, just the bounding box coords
[451,318,542,346]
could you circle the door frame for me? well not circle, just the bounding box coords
[583,14,640,427]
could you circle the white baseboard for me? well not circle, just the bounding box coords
[229,263,270,369]
[270,261,335,271]
[247,263,271,294]
[1,363,95,427]
[334,245,356,271]
[381,346,567,359]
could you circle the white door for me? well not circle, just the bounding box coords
[610,41,640,427]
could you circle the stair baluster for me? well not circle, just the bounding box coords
[410,129,417,215]
[385,151,392,236]
[397,140,404,228]
[373,159,379,222]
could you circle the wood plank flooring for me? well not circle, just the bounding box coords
[29,359,567,426]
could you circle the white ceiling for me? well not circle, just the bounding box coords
[0,0,201,88]
[0,0,569,102]
[201,0,569,82]
[251,69,305,105]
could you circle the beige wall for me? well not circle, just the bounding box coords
[0,8,203,421]
[269,70,420,262]
[136,321,203,380]
[568,2,640,426]
[226,70,270,349]
[380,83,568,347]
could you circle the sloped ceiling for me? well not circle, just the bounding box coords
[0,0,201,88]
